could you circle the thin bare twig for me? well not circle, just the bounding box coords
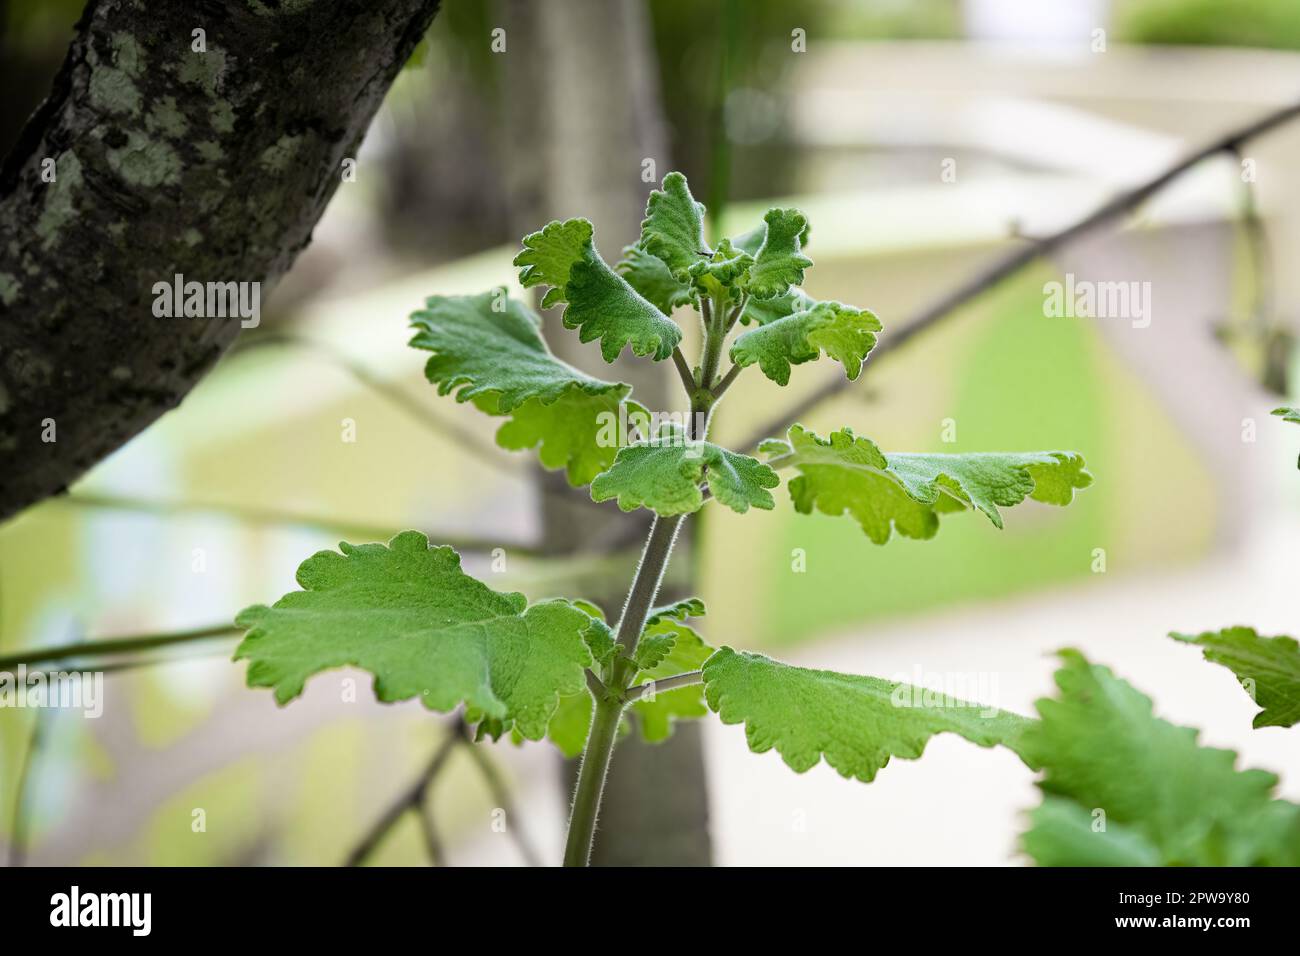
[231,333,593,511]
[17,648,237,679]
[0,623,238,671]
[232,333,509,472]
[345,716,543,867]
[345,719,466,867]
[7,709,51,867]
[415,801,445,867]
[740,99,1300,451]
[59,491,549,558]
[459,740,544,868]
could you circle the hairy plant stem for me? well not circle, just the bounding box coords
[698,295,728,390]
[626,668,703,701]
[562,684,626,867]
[562,299,729,866]
[562,513,685,866]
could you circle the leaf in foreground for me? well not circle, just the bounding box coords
[235,532,592,740]
[730,300,881,386]
[1019,649,1300,866]
[1171,627,1300,729]
[763,425,1091,543]
[591,425,779,516]
[514,218,682,361]
[636,171,709,280]
[729,214,809,259]
[409,291,640,485]
[745,208,813,300]
[702,647,1031,783]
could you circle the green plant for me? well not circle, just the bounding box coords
[1172,627,1300,729]
[1277,406,1300,468]
[231,173,1297,866]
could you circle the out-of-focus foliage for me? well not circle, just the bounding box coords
[644,0,961,212]
[1116,0,1300,50]
[1021,651,1300,866]
[1172,627,1300,729]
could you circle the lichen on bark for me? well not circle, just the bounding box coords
[0,0,442,520]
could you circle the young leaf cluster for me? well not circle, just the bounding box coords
[233,171,1118,868]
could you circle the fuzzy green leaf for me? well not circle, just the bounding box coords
[1171,627,1300,729]
[493,390,646,487]
[765,425,1091,543]
[731,215,810,259]
[703,648,1030,782]
[631,629,677,672]
[571,599,616,666]
[617,243,695,315]
[1022,797,1163,867]
[633,597,707,679]
[633,622,714,743]
[1020,650,1300,866]
[234,532,593,740]
[728,223,766,257]
[591,424,779,516]
[514,218,682,362]
[731,301,881,386]
[745,208,813,300]
[409,291,637,485]
[546,691,595,759]
[637,171,709,279]
[738,287,816,326]
[686,240,753,302]
[646,597,706,627]
[546,598,711,753]
[1276,407,1300,470]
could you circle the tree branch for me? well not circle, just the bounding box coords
[739,99,1300,450]
[345,719,465,867]
[7,709,51,867]
[232,333,516,476]
[0,0,443,522]
[58,491,549,557]
[0,623,238,671]
[459,739,543,867]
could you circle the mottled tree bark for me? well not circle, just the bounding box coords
[0,0,441,521]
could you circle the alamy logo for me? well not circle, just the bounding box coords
[50,886,151,936]
[152,273,260,328]
[889,666,1001,718]
[0,665,102,718]
[1042,272,1151,328]
[594,405,708,452]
